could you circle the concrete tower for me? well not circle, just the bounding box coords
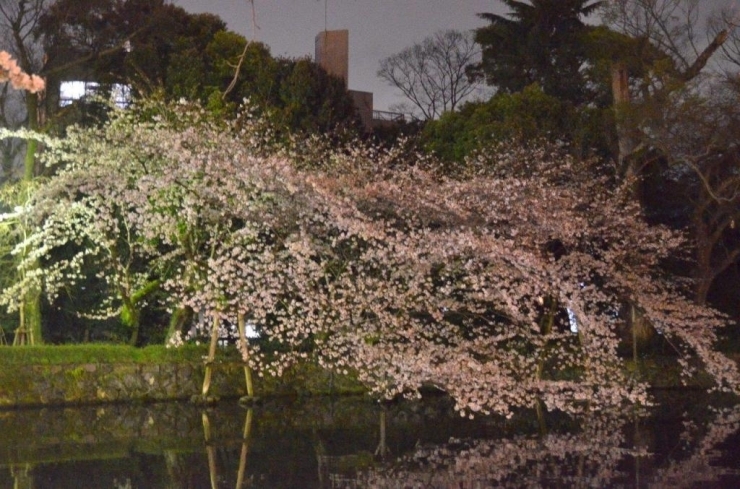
[315,30,349,87]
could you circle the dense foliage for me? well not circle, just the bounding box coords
[417,0,740,320]
[422,84,615,163]
[32,0,359,137]
[471,0,605,106]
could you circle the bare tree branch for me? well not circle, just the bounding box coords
[378,30,480,120]
[681,29,729,82]
[223,0,259,100]
[604,0,734,83]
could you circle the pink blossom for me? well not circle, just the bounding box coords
[8,100,739,417]
[0,50,45,93]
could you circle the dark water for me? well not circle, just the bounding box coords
[1,391,739,488]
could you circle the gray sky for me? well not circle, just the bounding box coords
[171,0,505,111]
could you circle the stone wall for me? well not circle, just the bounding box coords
[0,360,361,407]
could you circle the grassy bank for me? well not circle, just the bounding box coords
[0,343,240,365]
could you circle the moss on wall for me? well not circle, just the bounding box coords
[0,345,364,407]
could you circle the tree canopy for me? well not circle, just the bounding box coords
[422,84,615,163]
[3,99,738,413]
[34,0,359,136]
[471,0,604,106]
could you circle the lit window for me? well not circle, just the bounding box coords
[59,81,131,108]
[567,308,578,333]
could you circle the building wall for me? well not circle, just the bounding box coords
[349,90,373,132]
[315,30,349,87]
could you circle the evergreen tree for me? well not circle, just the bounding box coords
[471,0,604,106]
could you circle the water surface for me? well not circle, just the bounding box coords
[1,391,738,488]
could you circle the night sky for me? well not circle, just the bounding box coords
[171,0,506,111]
[170,1,736,112]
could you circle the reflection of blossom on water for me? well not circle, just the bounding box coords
[112,478,132,489]
[645,403,740,488]
[331,405,740,489]
[332,411,637,488]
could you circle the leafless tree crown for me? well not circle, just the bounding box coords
[377,30,480,120]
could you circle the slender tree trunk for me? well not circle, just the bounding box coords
[535,398,548,437]
[612,62,642,200]
[20,297,41,345]
[375,408,388,458]
[612,64,654,356]
[122,298,141,346]
[237,312,254,398]
[612,64,631,158]
[166,306,193,343]
[631,304,640,364]
[695,276,712,306]
[236,409,253,488]
[202,314,220,397]
[20,93,42,345]
[536,297,556,381]
[693,218,718,306]
[23,94,38,181]
[202,412,218,489]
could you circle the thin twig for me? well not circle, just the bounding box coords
[682,153,740,205]
[223,0,259,100]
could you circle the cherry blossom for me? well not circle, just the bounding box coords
[4,99,738,415]
[0,50,44,93]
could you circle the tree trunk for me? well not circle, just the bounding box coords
[693,213,717,305]
[612,63,631,160]
[536,297,556,381]
[23,94,38,181]
[237,313,254,398]
[121,296,141,346]
[236,409,254,488]
[630,304,641,363]
[21,296,41,345]
[202,412,218,489]
[21,93,43,345]
[611,62,642,200]
[202,314,221,397]
[166,306,193,343]
[695,279,711,306]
